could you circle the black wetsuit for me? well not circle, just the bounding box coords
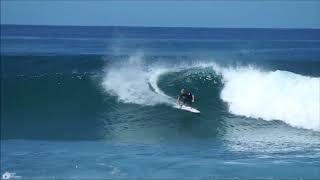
[179,92,193,106]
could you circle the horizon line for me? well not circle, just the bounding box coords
[1,24,320,30]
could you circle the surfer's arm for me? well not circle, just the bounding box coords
[192,95,195,102]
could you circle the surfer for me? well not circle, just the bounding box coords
[177,89,194,106]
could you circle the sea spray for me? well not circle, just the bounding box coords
[102,53,172,106]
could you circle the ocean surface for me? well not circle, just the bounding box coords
[1,25,320,179]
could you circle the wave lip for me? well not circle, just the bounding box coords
[220,67,320,131]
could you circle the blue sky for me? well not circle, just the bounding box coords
[1,1,320,28]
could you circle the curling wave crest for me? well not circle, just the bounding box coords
[102,54,320,131]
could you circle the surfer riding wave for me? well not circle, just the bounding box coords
[177,89,195,107]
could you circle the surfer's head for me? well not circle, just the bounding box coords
[181,89,186,94]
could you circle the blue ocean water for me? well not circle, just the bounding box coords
[1,25,320,179]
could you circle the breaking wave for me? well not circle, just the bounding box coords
[102,54,320,131]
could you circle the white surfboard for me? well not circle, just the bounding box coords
[174,104,200,113]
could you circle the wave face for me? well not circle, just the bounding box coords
[2,54,319,142]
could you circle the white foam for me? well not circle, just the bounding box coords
[219,66,320,131]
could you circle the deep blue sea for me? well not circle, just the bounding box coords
[1,25,320,179]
